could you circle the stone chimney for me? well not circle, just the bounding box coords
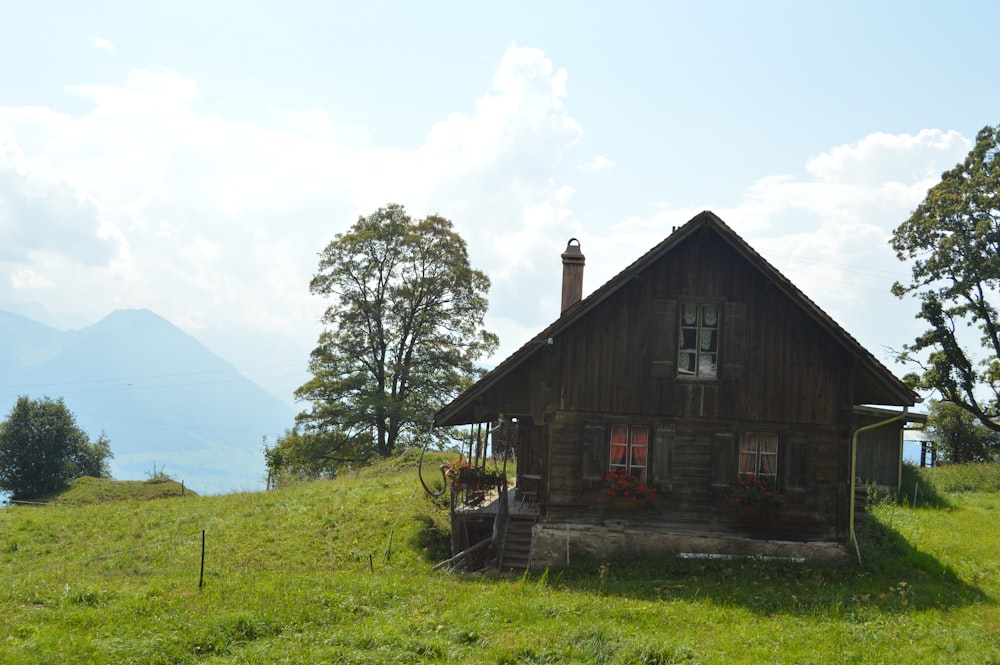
[560,238,585,315]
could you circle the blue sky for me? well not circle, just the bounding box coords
[1,1,998,409]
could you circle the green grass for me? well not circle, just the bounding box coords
[1,455,998,664]
[910,460,1000,495]
[39,475,197,505]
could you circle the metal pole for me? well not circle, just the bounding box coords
[199,529,206,589]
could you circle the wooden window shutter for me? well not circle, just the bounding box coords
[651,425,675,489]
[783,430,809,499]
[651,299,677,378]
[721,301,747,381]
[710,431,737,494]
[581,421,606,488]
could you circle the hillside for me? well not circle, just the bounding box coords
[0,458,998,663]
[0,309,296,493]
[41,475,198,505]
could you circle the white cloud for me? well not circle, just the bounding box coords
[579,129,972,366]
[90,36,116,54]
[0,129,120,266]
[0,39,977,385]
[580,155,616,172]
[806,130,968,185]
[0,46,585,374]
[10,266,53,290]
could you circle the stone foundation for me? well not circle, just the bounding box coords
[529,521,848,569]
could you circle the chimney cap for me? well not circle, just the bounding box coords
[561,237,584,260]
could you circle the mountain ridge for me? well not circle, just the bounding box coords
[0,309,295,494]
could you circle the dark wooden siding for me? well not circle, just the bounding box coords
[855,420,903,490]
[541,409,844,534]
[536,229,851,426]
[482,227,858,538]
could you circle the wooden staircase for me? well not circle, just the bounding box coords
[499,514,536,572]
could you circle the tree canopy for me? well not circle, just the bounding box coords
[291,204,498,472]
[925,399,1000,464]
[0,396,113,501]
[891,124,1000,430]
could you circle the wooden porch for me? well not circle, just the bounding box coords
[445,481,540,574]
[452,480,541,519]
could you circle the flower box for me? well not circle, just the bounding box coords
[597,470,656,509]
[727,474,784,508]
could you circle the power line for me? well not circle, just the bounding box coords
[764,247,909,280]
[1,365,308,388]
[0,364,310,400]
[70,410,290,437]
[762,250,909,296]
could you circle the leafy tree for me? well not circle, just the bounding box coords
[294,204,498,469]
[71,431,113,479]
[263,426,370,484]
[891,124,1000,430]
[925,399,1000,464]
[0,396,114,501]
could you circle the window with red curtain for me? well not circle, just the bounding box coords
[609,424,649,481]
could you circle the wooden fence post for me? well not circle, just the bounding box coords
[199,530,206,589]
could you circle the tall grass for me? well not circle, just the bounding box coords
[913,460,1000,494]
[1,456,998,664]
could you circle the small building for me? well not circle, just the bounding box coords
[434,211,923,569]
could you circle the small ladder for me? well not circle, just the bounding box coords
[498,514,536,572]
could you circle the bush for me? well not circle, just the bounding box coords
[0,396,113,501]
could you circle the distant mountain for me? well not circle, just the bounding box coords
[0,309,296,494]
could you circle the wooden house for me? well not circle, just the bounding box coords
[433,211,923,569]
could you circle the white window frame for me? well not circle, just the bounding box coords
[609,424,649,481]
[738,432,779,480]
[678,302,719,379]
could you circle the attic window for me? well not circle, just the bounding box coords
[678,303,719,378]
[609,424,648,481]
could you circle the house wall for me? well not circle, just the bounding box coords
[522,229,857,541]
[855,420,904,492]
[542,410,843,542]
[546,230,854,427]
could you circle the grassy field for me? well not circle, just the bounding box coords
[1,455,998,664]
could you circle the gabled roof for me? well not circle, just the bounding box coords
[435,211,917,426]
